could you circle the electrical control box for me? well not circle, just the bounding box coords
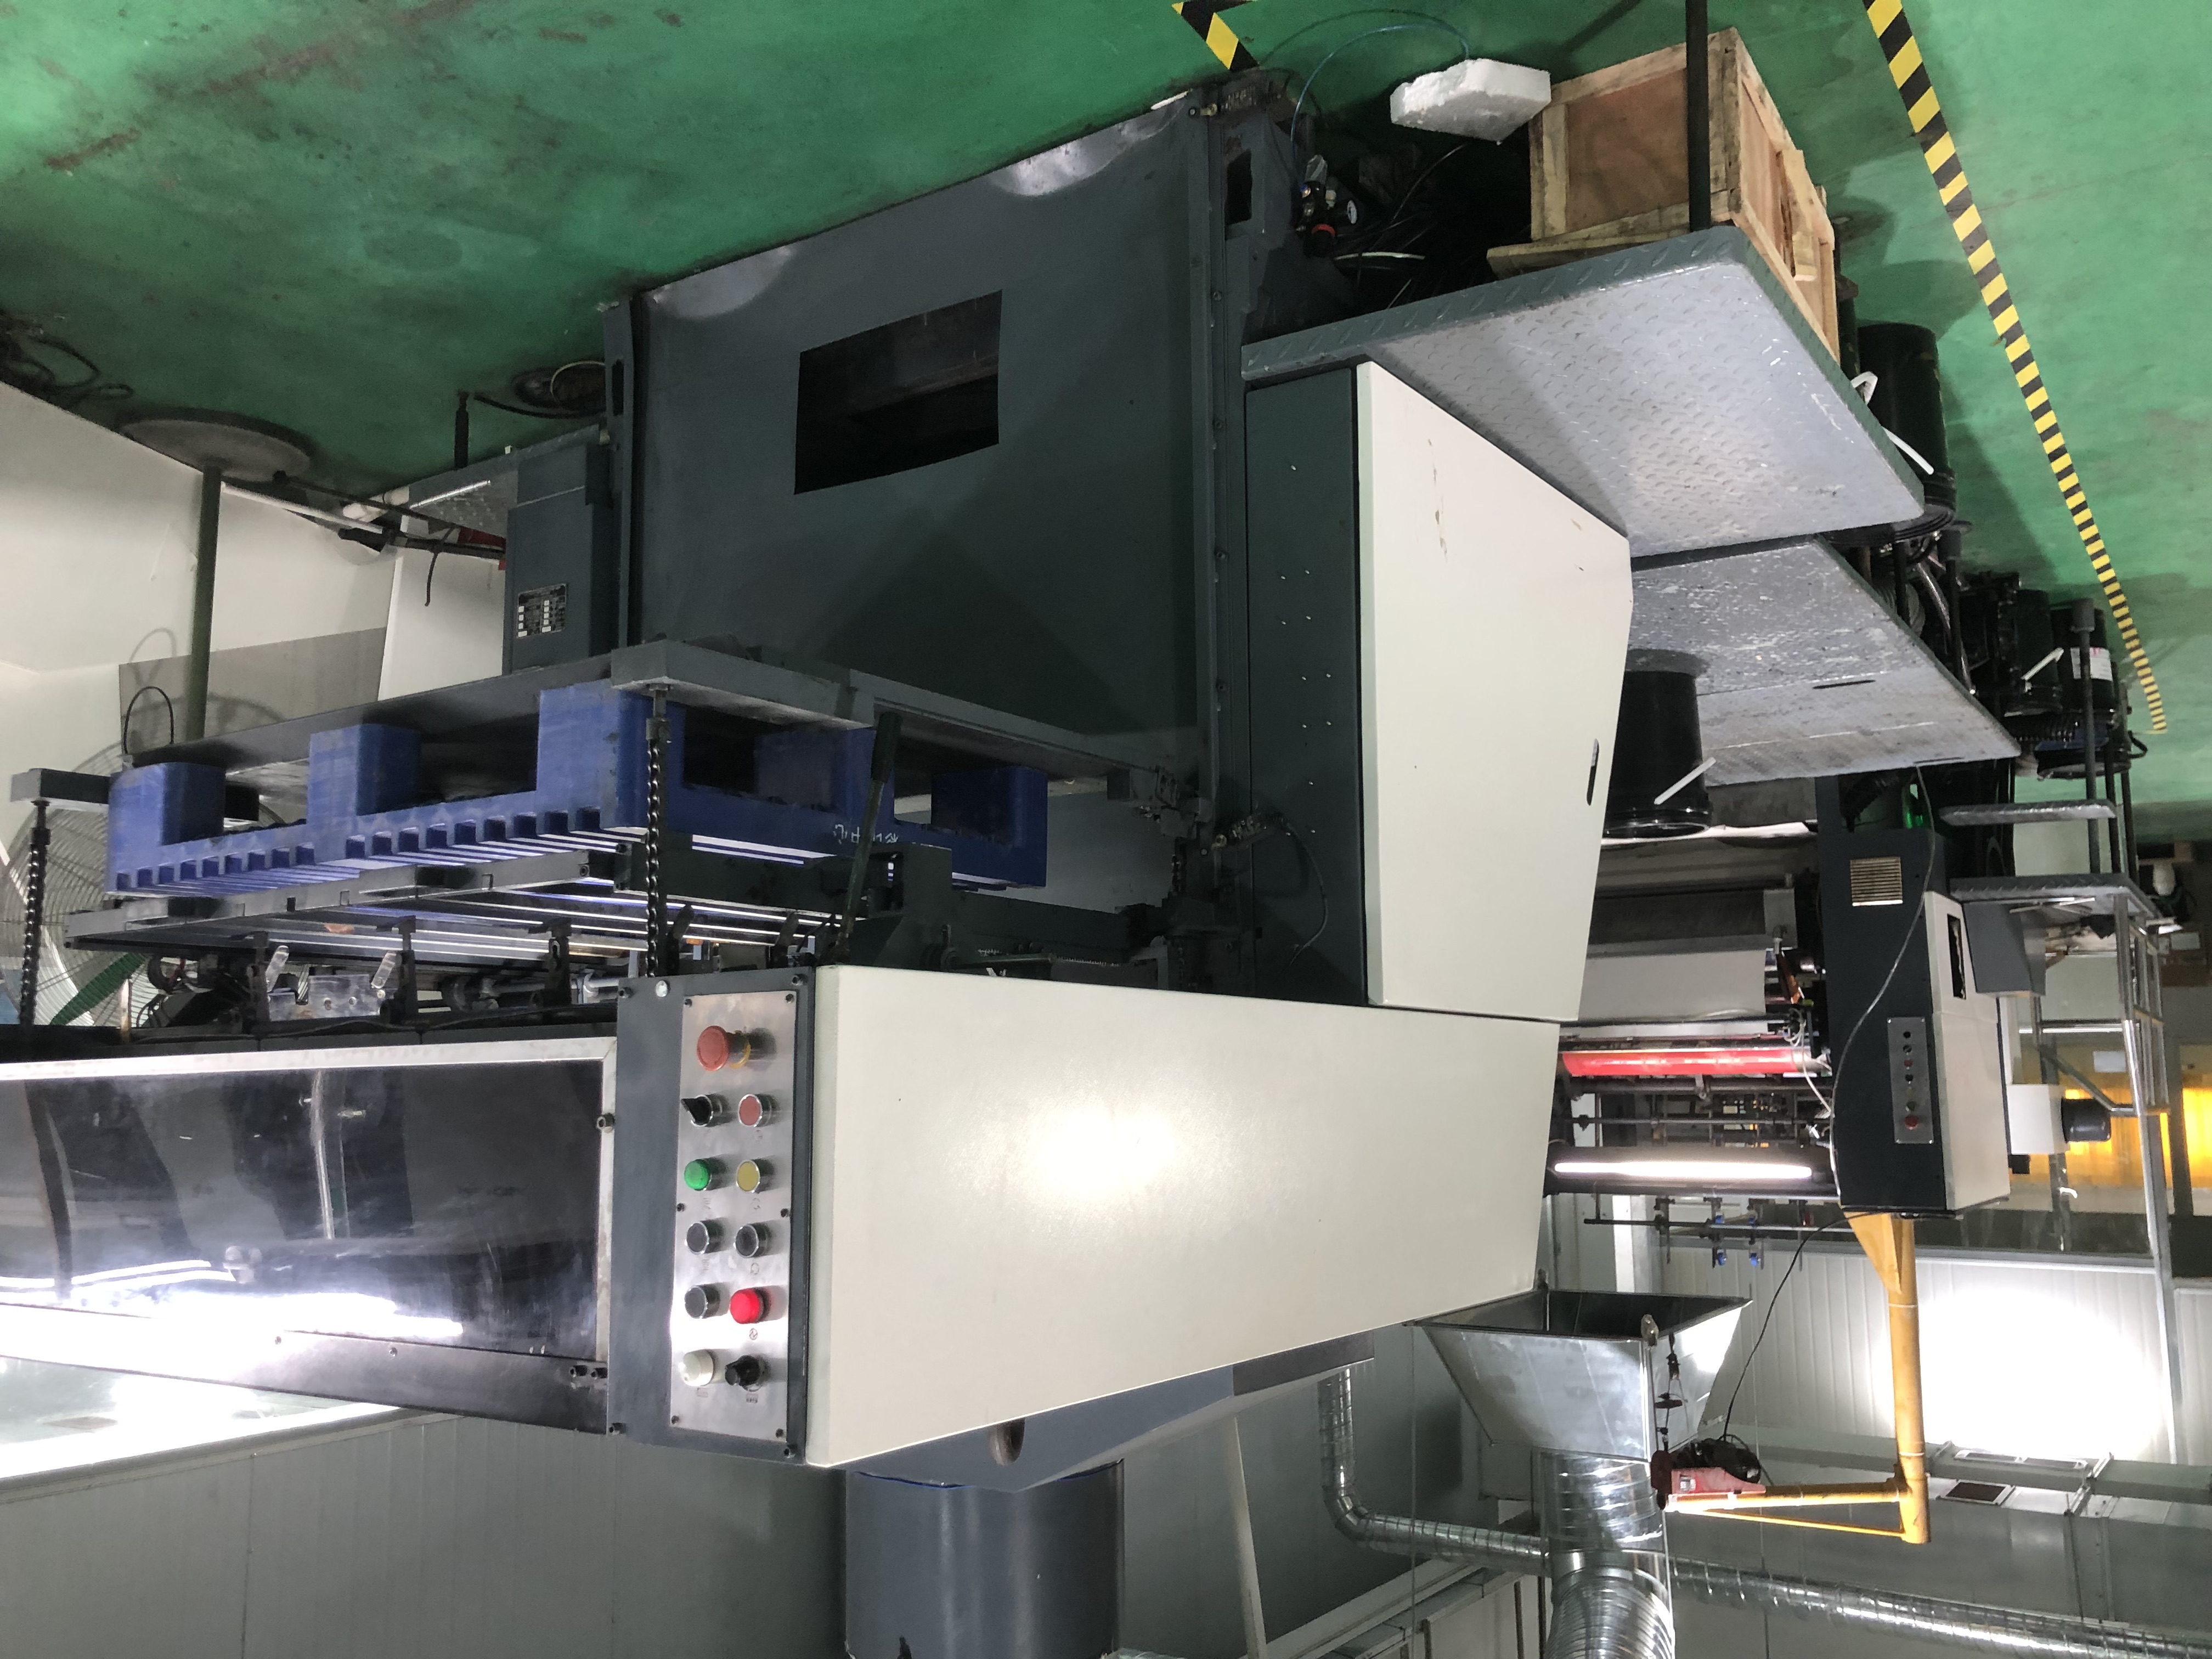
[611,964,1565,1468]
[1820,823,2010,1212]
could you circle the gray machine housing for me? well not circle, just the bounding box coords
[503,437,621,673]
[598,90,1340,746]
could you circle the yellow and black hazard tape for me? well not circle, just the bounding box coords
[1171,0,1257,72]
[1861,0,2164,732]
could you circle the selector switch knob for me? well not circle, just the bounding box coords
[696,1026,753,1071]
[682,1093,726,1127]
[679,1350,720,1387]
[726,1354,768,1390]
[727,1287,770,1325]
[735,1092,771,1128]
[685,1220,727,1255]
[733,1159,770,1194]
[732,1222,770,1259]
[683,1284,726,1319]
[682,1158,726,1191]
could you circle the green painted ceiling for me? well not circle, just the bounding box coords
[3,0,2205,831]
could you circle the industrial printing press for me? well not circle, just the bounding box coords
[0,67,2185,1659]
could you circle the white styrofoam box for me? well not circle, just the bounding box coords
[1390,58,1552,141]
[805,967,1560,1466]
[1354,363,1632,1022]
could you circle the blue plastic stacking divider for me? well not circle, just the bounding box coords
[107,681,1047,896]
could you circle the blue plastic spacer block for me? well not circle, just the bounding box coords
[535,681,657,827]
[753,727,877,826]
[931,766,1047,849]
[108,763,224,889]
[308,725,421,824]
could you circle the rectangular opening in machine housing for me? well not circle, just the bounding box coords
[0,1042,613,1425]
[794,292,1002,492]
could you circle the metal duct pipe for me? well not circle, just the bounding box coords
[1674,1561,2212,1658]
[1537,1451,1674,1659]
[1317,1367,1547,1571]
[1319,1370,2212,1658]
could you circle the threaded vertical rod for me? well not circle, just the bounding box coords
[18,798,47,1027]
[645,687,671,975]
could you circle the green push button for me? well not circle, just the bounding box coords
[682,1158,724,1192]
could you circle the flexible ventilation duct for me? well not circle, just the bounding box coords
[1674,1562,2212,1658]
[1536,1450,1673,1659]
[1318,1370,2212,1659]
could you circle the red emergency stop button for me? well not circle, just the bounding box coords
[728,1287,770,1325]
[696,1026,752,1071]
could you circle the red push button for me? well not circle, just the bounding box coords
[728,1287,769,1325]
[696,1026,752,1071]
[735,1092,769,1128]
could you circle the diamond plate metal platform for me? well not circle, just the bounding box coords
[1629,538,2019,785]
[1242,227,1922,557]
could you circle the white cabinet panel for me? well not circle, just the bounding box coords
[1355,363,1630,1020]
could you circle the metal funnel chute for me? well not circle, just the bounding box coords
[1422,1290,1746,1460]
[1419,1291,1747,1659]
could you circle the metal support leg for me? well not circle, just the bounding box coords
[2118,899,2185,1460]
[1222,1417,1270,1659]
[2029,990,2076,1250]
[1685,0,1711,232]
[183,467,221,743]
[2169,1039,2196,1223]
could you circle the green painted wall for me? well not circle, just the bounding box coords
[3,1,2204,826]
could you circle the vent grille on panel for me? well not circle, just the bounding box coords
[1849,856,1905,907]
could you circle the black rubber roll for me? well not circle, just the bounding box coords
[1605,665,1712,840]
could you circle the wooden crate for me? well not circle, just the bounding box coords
[1487,29,1839,357]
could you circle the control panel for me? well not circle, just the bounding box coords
[1887,1015,1932,1144]
[665,986,802,1446]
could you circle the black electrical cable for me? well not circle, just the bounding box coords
[1288,18,1472,158]
[0,309,132,408]
[121,682,176,757]
[1720,769,1939,1442]
[1375,141,1468,240]
[1719,1214,1843,1440]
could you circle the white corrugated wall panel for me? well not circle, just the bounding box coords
[1666,1244,2209,1462]
[242,1418,619,1659]
[0,1455,253,1658]
[0,1413,841,1659]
